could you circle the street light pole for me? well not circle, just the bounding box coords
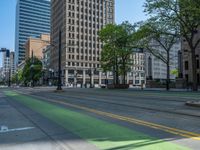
[89,69,92,88]
[16,71,18,86]
[31,50,34,87]
[8,68,11,87]
[57,30,62,91]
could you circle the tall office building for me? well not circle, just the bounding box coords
[1,48,10,80]
[0,49,15,81]
[15,0,50,65]
[10,52,15,76]
[51,0,115,86]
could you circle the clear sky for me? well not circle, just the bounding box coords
[115,0,147,24]
[0,0,147,66]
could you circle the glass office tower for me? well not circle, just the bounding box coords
[15,0,50,65]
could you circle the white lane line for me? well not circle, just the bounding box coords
[0,126,35,133]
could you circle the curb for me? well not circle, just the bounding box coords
[185,101,200,107]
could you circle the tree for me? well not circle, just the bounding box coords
[171,69,179,78]
[118,22,135,84]
[134,19,179,90]
[99,24,120,85]
[12,69,23,85]
[99,22,135,85]
[22,57,43,86]
[143,0,200,91]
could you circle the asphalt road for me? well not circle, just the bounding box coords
[1,87,200,150]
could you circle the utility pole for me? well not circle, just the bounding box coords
[57,30,62,91]
[8,68,11,87]
[16,71,18,87]
[31,50,34,87]
[89,69,92,88]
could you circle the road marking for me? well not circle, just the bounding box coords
[9,90,200,141]
[44,98,200,141]
[0,126,35,133]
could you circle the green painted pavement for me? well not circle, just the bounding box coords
[5,91,190,150]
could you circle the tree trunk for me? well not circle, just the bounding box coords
[191,49,198,91]
[116,61,119,85]
[166,51,170,91]
[166,63,170,91]
[123,70,126,85]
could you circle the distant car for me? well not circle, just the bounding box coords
[100,84,107,88]
[0,85,8,88]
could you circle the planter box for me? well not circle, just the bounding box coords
[107,84,129,89]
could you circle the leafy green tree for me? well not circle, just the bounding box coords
[11,74,16,84]
[99,22,135,84]
[143,0,200,91]
[134,19,179,90]
[117,22,135,84]
[12,69,23,85]
[22,57,43,86]
[99,24,120,84]
[171,69,178,78]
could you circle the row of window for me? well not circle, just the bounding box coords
[68,55,99,61]
[20,6,50,17]
[69,11,103,19]
[69,5,104,14]
[68,40,103,48]
[68,2,104,10]
[69,33,100,42]
[19,17,50,25]
[68,62,100,68]
[21,0,50,7]
[68,47,100,54]
[68,23,103,33]
[68,17,104,25]
[69,0,106,4]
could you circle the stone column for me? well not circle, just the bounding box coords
[83,70,86,85]
[99,71,102,86]
[139,72,142,85]
[65,69,68,86]
[106,72,109,84]
[133,72,135,85]
[91,70,94,86]
[74,69,77,87]
[127,72,129,84]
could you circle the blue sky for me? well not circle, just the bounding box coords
[0,0,147,66]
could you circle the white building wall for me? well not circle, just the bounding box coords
[145,41,181,81]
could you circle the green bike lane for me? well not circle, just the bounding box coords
[4,90,193,150]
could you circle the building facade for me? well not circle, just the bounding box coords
[0,67,4,82]
[2,49,10,81]
[181,30,200,85]
[10,52,15,76]
[145,41,181,82]
[15,0,50,65]
[129,49,146,86]
[51,0,115,86]
[0,49,15,82]
[25,34,50,60]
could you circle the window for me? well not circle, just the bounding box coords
[185,61,188,70]
[197,74,200,84]
[197,60,199,69]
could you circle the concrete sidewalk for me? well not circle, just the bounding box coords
[0,92,98,150]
